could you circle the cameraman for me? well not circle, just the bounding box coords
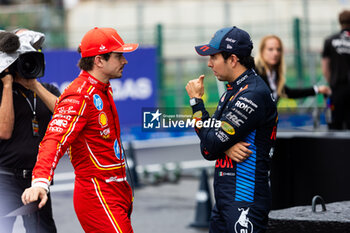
[0,29,58,233]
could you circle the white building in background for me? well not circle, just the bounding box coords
[65,0,350,57]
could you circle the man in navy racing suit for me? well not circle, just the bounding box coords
[186,26,278,233]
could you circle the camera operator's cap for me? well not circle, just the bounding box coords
[79,27,139,57]
[195,26,253,57]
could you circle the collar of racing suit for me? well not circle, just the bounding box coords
[226,68,256,91]
[81,70,111,92]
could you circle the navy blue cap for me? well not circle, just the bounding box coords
[195,26,253,57]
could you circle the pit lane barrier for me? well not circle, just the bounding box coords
[189,169,212,229]
[125,141,141,188]
[51,159,214,192]
[125,136,214,185]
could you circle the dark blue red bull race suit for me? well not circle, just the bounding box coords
[191,69,278,233]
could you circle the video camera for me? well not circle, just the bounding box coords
[0,30,45,79]
[4,52,45,79]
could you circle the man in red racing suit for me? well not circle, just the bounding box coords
[22,27,139,233]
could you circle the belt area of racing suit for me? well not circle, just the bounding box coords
[74,168,127,184]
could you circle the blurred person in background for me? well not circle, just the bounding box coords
[0,29,58,232]
[186,26,278,233]
[22,27,138,233]
[255,35,331,101]
[321,10,350,130]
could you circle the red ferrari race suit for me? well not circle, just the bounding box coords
[31,71,133,233]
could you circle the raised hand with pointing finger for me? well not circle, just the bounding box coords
[186,74,205,98]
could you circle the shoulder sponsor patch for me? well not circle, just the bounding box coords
[93,94,103,111]
[221,121,235,135]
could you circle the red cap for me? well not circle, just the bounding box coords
[79,27,139,57]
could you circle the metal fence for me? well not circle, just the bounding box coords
[0,4,66,48]
[0,2,339,112]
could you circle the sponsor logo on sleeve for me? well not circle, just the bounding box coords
[233,108,248,120]
[215,130,230,142]
[61,98,80,105]
[225,112,244,127]
[221,121,235,135]
[57,106,77,114]
[48,127,64,133]
[53,114,72,121]
[193,111,202,120]
[50,119,68,128]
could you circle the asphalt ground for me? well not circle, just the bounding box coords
[13,177,210,233]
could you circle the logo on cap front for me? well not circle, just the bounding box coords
[99,44,107,52]
[200,45,210,52]
[225,37,236,43]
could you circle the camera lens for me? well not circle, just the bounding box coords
[21,55,37,74]
[16,52,45,79]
